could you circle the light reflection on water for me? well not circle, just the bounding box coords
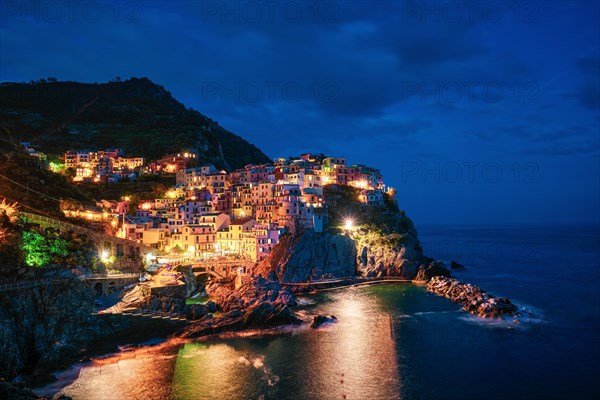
[169,287,403,400]
[37,225,600,399]
[42,285,407,400]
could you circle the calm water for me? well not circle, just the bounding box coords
[38,224,600,400]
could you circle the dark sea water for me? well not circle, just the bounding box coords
[37,224,600,400]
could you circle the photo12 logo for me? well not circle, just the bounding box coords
[200,81,340,104]
[399,1,540,24]
[400,82,539,104]
[0,1,140,23]
[199,1,341,24]
[401,161,540,184]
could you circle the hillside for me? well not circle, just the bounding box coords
[0,130,93,217]
[0,77,271,170]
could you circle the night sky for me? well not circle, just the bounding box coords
[1,1,599,225]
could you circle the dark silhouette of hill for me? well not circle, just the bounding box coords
[0,77,271,170]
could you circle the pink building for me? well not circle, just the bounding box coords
[255,224,281,261]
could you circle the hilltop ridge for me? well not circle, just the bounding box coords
[0,77,271,170]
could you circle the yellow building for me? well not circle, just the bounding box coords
[215,217,256,259]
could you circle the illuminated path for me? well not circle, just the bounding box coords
[281,276,414,291]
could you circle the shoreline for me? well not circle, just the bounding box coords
[281,276,416,293]
[25,276,522,396]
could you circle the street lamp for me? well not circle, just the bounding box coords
[344,218,354,231]
[100,250,111,263]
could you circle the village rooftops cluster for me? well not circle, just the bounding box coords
[62,149,198,182]
[64,148,144,182]
[92,153,392,263]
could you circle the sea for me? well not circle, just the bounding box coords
[36,224,600,400]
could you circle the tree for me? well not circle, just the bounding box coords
[0,210,23,274]
[64,167,76,178]
[21,229,70,268]
[21,231,51,267]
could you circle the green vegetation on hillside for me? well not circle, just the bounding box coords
[323,184,407,232]
[0,129,93,217]
[322,184,422,254]
[0,208,100,276]
[0,77,271,169]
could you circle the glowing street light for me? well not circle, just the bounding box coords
[344,218,354,231]
[100,250,111,263]
[187,246,195,259]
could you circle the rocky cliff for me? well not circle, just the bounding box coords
[352,214,425,278]
[252,210,436,282]
[253,232,357,282]
[180,276,300,338]
[0,271,126,380]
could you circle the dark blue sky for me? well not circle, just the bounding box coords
[1,1,599,224]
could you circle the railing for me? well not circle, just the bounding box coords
[19,211,151,250]
[82,273,140,281]
[21,212,93,234]
[97,307,187,322]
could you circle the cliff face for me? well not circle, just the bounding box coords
[353,214,425,278]
[254,232,357,282]
[252,213,429,282]
[0,271,126,379]
[181,276,300,338]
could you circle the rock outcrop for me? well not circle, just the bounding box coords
[414,261,451,282]
[0,271,127,380]
[310,315,338,328]
[427,276,518,318]
[180,276,300,338]
[254,232,357,282]
[353,218,425,279]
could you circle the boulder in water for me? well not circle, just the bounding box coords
[414,261,451,282]
[310,315,338,328]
